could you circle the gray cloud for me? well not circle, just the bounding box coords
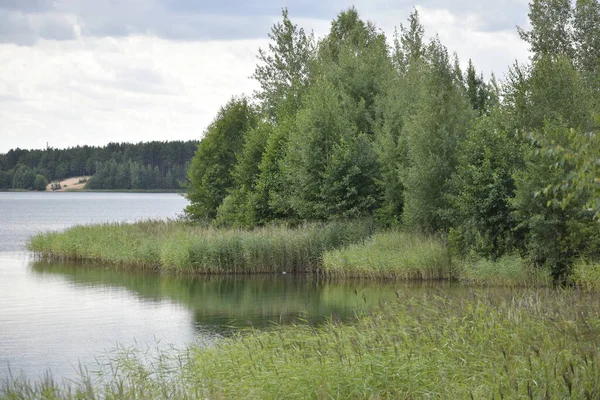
[0,0,528,45]
[0,10,77,45]
[412,0,528,31]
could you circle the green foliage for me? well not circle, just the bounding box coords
[571,259,600,290]
[403,38,473,232]
[215,121,274,227]
[284,78,379,220]
[253,8,315,120]
[252,120,296,223]
[185,97,258,221]
[175,3,599,278]
[518,0,574,59]
[33,174,48,191]
[446,113,523,258]
[513,121,600,278]
[573,0,600,107]
[372,11,426,225]
[533,121,600,218]
[11,164,36,190]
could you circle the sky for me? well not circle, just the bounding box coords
[0,0,531,153]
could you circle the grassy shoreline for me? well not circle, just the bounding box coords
[28,220,567,286]
[16,221,600,398]
[28,220,374,274]
[3,289,599,399]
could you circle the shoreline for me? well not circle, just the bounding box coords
[27,220,565,287]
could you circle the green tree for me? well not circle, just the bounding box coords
[447,112,523,258]
[403,38,473,232]
[33,174,48,191]
[251,119,297,224]
[573,0,600,107]
[185,97,258,221]
[0,170,12,189]
[284,77,379,220]
[373,9,426,224]
[130,161,141,189]
[318,8,393,137]
[465,59,491,114]
[12,165,36,190]
[518,0,574,59]
[215,121,273,227]
[115,162,131,189]
[513,121,600,278]
[253,8,314,121]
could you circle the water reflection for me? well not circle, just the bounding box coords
[30,259,411,333]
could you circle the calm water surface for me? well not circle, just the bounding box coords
[0,192,412,382]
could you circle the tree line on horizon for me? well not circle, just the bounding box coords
[0,141,198,191]
[184,0,600,279]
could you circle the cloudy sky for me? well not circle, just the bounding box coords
[0,0,531,153]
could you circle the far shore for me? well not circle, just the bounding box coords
[42,176,184,193]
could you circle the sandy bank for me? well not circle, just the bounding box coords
[46,176,90,191]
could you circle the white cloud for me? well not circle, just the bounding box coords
[0,4,532,153]
[362,6,530,80]
[0,36,266,152]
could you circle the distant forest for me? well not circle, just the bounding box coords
[0,141,198,190]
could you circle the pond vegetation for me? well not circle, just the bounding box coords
[3,289,600,399]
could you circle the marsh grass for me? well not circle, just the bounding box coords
[457,254,552,287]
[571,259,600,290]
[28,220,373,274]
[186,289,600,399]
[322,231,451,279]
[1,344,197,400]
[4,289,600,399]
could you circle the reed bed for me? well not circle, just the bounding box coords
[456,254,552,287]
[322,231,452,279]
[28,220,373,274]
[186,289,600,399]
[4,289,600,399]
[571,259,600,290]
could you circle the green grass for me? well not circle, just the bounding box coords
[31,224,555,284]
[456,254,552,287]
[4,289,599,399]
[28,220,373,274]
[185,290,600,399]
[322,231,452,279]
[571,259,600,290]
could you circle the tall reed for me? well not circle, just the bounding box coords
[29,220,373,274]
[456,254,551,287]
[571,259,600,290]
[322,231,451,279]
[186,289,600,399]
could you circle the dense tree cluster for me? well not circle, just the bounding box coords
[0,141,198,190]
[192,1,599,279]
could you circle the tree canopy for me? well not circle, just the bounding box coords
[184,3,600,279]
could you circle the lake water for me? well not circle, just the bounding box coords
[0,192,410,382]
